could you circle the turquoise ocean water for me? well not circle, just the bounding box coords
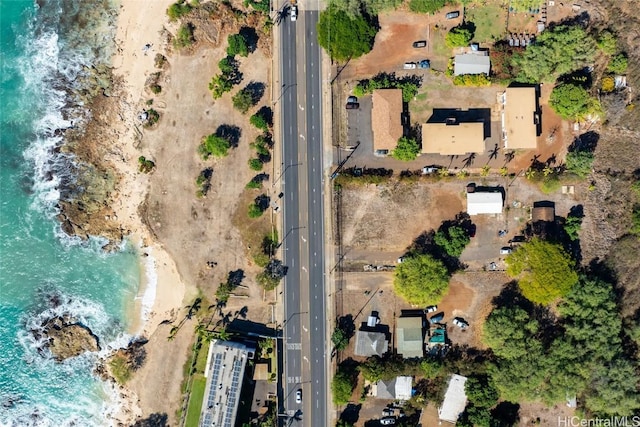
[0,1,141,425]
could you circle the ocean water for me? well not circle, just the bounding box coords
[0,1,142,425]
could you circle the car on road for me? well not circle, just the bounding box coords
[290,5,297,21]
[453,317,469,329]
[345,102,360,110]
[500,246,513,255]
[425,305,437,313]
[347,96,358,104]
[380,417,396,425]
[295,389,302,404]
[419,59,431,69]
[412,40,427,48]
[445,10,460,19]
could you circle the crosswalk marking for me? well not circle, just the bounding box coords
[286,342,302,350]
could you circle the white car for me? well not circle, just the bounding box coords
[453,317,469,329]
[380,417,396,425]
[500,246,513,255]
[290,5,297,21]
[403,62,417,70]
[425,305,437,313]
[295,389,302,404]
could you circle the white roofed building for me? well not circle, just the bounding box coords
[466,191,503,215]
[438,374,468,424]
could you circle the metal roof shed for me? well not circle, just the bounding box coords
[466,192,503,215]
[439,374,468,424]
[454,54,491,76]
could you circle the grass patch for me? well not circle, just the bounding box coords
[109,354,132,384]
[184,375,206,427]
[465,3,507,43]
[430,26,451,63]
[232,189,273,266]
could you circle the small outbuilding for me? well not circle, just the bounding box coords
[438,374,468,424]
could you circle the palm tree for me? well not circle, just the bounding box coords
[525,168,536,180]
[543,166,554,177]
[438,168,450,178]
[481,165,491,177]
[500,167,509,177]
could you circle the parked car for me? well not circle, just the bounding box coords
[445,10,460,19]
[500,246,513,255]
[374,149,389,157]
[382,408,394,417]
[412,40,427,48]
[419,59,431,69]
[453,317,469,329]
[430,312,445,324]
[290,5,297,21]
[425,305,437,313]
[403,62,417,70]
[345,102,360,110]
[347,96,358,104]
[295,389,302,404]
[380,417,396,426]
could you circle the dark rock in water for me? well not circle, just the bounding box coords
[42,316,100,361]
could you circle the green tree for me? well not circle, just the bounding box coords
[218,56,236,74]
[209,74,233,99]
[596,30,617,55]
[391,137,420,161]
[331,327,349,351]
[434,225,470,258]
[465,375,499,408]
[332,367,357,405]
[227,33,249,57]
[505,238,578,304]
[317,5,377,61]
[512,25,596,83]
[549,83,592,120]
[483,306,543,360]
[199,134,231,159]
[563,214,582,241]
[336,420,355,427]
[565,150,594,178]
[632,206,640,236]
[420,358,443,379]
[394,254,450,306]
[250,113,269,131]
[248,202,264,218]
[408,0,447,14]
[607,53,628,74]
[446,26,473,48]
[232,88,254,114]
[583,359,640,416]
[248,158,264,171]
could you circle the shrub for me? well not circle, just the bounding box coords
[173,23,195,49]
[391,137,420,161]
[248,158,263,171]
[154,54,167,69]
[597,30,617,55]
[232,88,254,114]
[607,53,628,74]
[631,206,640,236]
[248,203,264,218]
[601,76,615,93]
[150,84,162,94]
[143,109,160,127]
[409,0,448,14]
[199,134,230,159]
[246,179,262,189]
[227,33,249,57]
[167,0,192,21]
[244,0,270,13]
[565,150,594,178]
[353,73,420,102]
[452,73,490,86]
[138,156,155,173]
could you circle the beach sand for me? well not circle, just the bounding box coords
[104,0,194,424]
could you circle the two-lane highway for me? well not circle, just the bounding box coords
[278,5,327,427]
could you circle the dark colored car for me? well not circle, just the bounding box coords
[347,96,358,104]
[445,11,460,19]
[419,59,431,69]
[430,312,445,324]
[412,40,427,48]
[345,103,359,110]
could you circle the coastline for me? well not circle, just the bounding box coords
[105,0,190,423]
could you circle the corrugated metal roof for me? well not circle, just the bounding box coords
[467,192,503,215]
[454,54,491,76]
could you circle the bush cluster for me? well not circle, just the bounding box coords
[452,73,491,86]
[138,156,155,173]
[353,72,420,102]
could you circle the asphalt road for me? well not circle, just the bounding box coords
[279,7,327,427]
